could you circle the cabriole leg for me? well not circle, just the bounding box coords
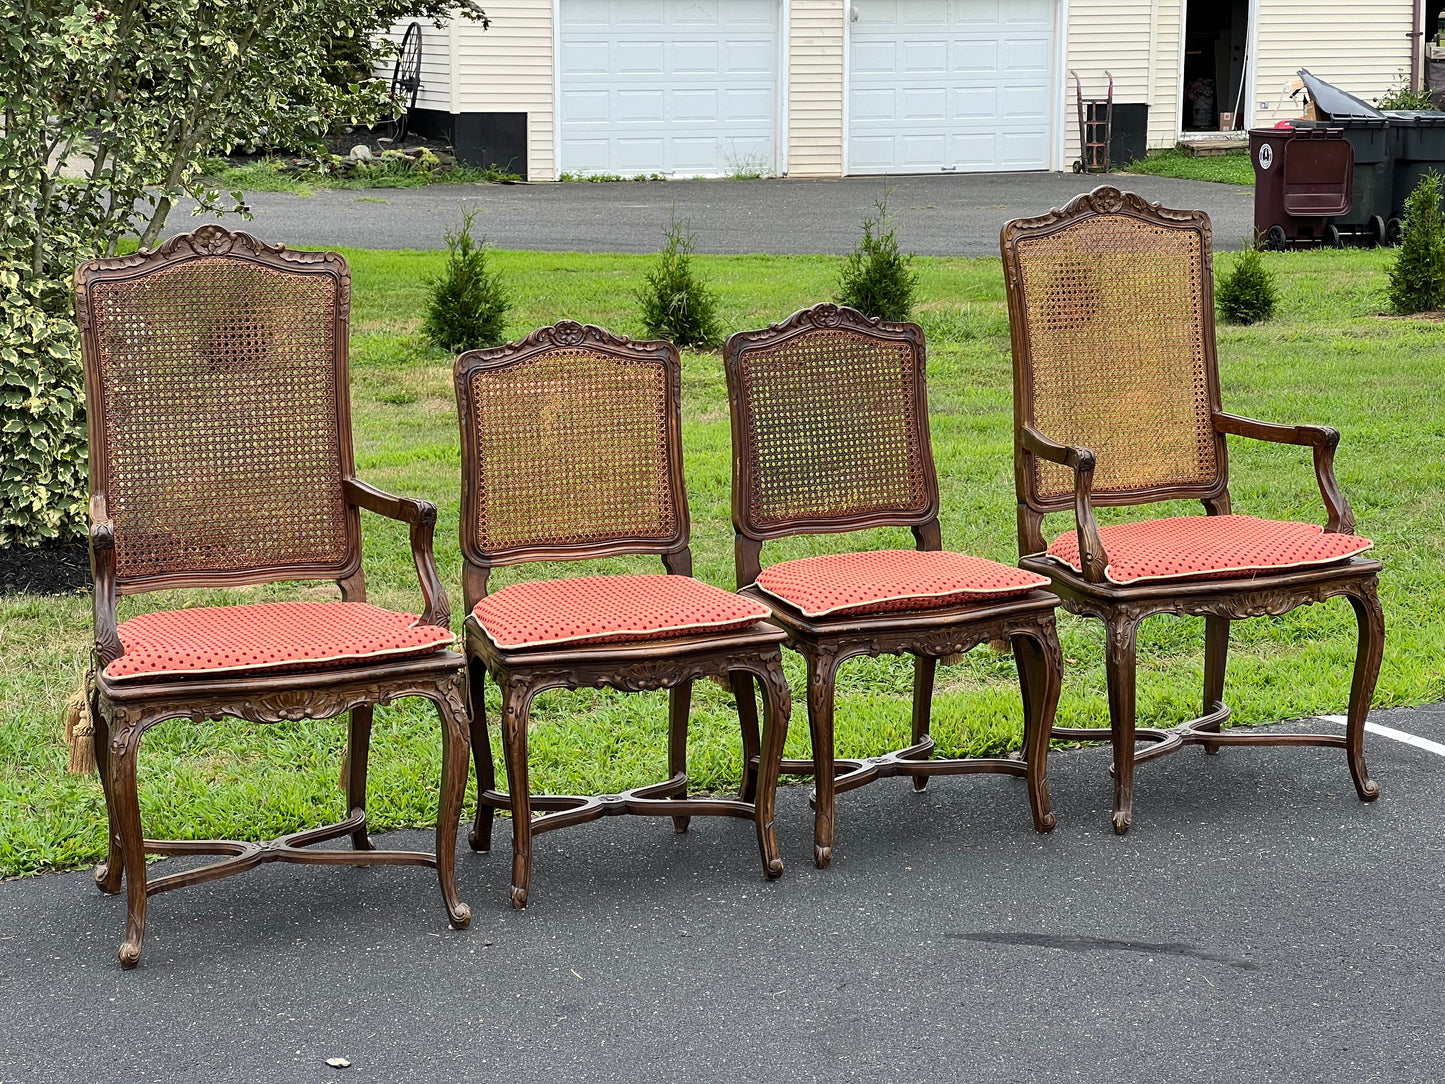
[805,648,839,868]
[730,672,762,803]
[752,662,790,881]
[1104,616,1140,835]
[1012,626,1060,833]
[108,721,147,968]
[91,692,123,895]
[346,704,375,850]
[1345,583,1385,802]
[500,681,535,908]
[467,660,496,852]
[668,681,693,834]
[1201,615,1230,755]
[910,654,936,791]
[434,684,472,929]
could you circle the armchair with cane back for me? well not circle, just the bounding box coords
[74,226,471,968]
[999,186,1384,834]
[724,303,1064,868]
[455,321,793,909]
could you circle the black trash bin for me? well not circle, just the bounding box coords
[1290,117,1392,244]
[1388,109,1445,229]
[1251,126,1353,249]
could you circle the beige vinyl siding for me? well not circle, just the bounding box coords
[455,2,555,180]
[787,0,845,177]
[1149,1,1183,148]
[377,21,453,113]
[1063,0,1153,165]
[1252,1,1415,126]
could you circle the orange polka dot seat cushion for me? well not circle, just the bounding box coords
[469,574,772,650]
[103,601,456,683]
[753,549,1050,618]
[1045,514,1374,586]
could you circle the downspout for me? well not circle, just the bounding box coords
[1413,0,1424,91]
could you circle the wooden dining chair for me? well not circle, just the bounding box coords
[74,226,471,968]
[723,303,1063,868]
[455,321,793,909]
[1000,185,1384,834]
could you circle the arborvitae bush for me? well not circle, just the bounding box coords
[423,208,509,352]
[636,211,722,348]
[1388,170,1445,314]
[836,191,918,322]
[1216,240,1278,324]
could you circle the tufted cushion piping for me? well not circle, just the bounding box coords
[104,601,455,682]
[470,574,771,649]
[1045,514,1373,585]
[754,549,1050,618]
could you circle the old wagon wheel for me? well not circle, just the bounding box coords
[390,22,423,143]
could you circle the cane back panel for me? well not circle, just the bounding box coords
[455,322,687,565]
[1001,188,1226,509]
[75,228,357,591]
[724,304,939,539]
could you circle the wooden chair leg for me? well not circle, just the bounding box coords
[1012,628,1060,833]
[500,681,534,909]
[467,660,496,852]
[668,681,693,834]
[91,693,123,896]
[346,705,375,850]
[1345,583,1386,802]
[805,648,839,869]
[910,654,936,791]
[1201,616,1230,755]
[108,720,147,968]
[730,672,762,803]
[752,662,790,881]
[434,683,472,930]
[1104,617,1140,836]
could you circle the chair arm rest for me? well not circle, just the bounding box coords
[89,493,123,668]
[1211,412,1355,534]
[1021,426,1108,582]
[342,478,451,629]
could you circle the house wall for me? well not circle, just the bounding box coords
[1251,1,1416,125]
[453,4,554,179]
[377,21,453,113]
[1062,0,1156,165]
[786,0,846,177]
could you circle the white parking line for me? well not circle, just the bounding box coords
[1319,714,1445,758]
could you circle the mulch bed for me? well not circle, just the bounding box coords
[0,540,92,597]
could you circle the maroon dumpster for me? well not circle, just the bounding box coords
[1251,126,1354,249]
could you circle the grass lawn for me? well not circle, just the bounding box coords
[203,158,520,195]
[2,246,1441,878]
[1117,147,1255,186]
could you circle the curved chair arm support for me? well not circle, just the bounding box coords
[343,477,451,629]
[1021,425,1108,583]
[89,493,124,668]
[1212,412,1355,534]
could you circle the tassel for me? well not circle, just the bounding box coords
[65,669,96,775]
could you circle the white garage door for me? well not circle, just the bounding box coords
[847,0,1056,174]
[559,0,779,177]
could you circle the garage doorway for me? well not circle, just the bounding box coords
[1181,0,1252,134]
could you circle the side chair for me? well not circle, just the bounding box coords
[723,303,1064,868]
[999,185,1384,834]
[455,321,793,909]
[74,226,471,968]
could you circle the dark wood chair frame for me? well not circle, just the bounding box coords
[724,304,1063,869]
[1000,186,1384,834]
[455,321,793,909]
[76,227,471,968]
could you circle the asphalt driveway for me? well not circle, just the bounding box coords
[186,172,1254,256]
[2,705,1442,1083]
